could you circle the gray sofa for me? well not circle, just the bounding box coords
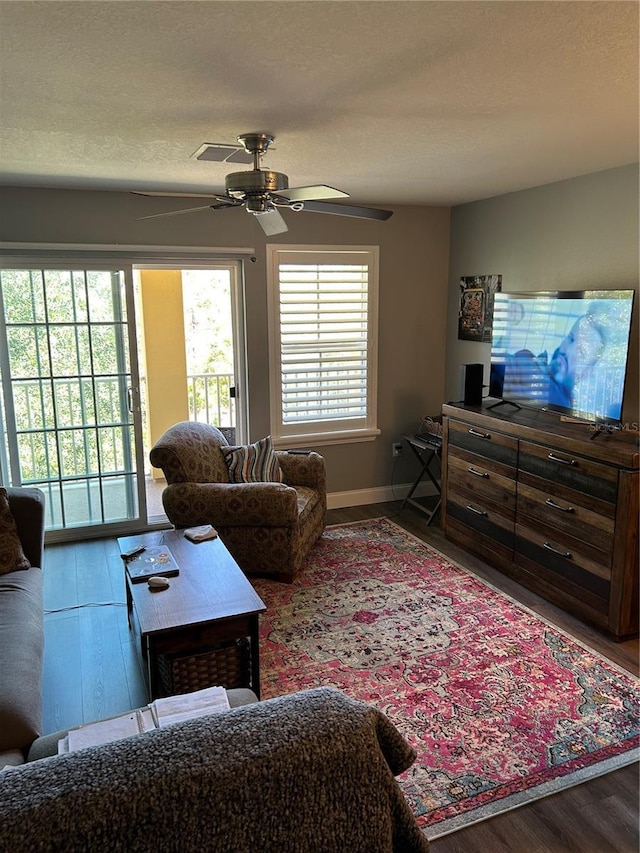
[0,486,46,769]
[0,488,259,770]
[1,687,430,853]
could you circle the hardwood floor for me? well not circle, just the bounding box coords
[42,535,148,734]
[42,501,638,852]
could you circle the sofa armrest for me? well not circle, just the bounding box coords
[2,689,429,853]
[0,567,43,753]
[276,451,326,494]
[162,481,299,528]
[6,488,45,569]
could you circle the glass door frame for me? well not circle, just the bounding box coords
[0,261,147,542]
[0,248,251,542]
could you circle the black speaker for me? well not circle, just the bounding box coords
[460,363,484,405]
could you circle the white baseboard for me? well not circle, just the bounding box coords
[327,482,438,510]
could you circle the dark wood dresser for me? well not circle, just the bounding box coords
[441,403,639,640]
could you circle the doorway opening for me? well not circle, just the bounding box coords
[135,264,246,523]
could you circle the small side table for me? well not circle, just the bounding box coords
[400,433,442,525]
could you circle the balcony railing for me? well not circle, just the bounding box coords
[187,372,236,433]
[10,373,237,483]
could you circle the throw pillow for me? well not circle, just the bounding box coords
[221,436,284,484]
[0,488,31,574]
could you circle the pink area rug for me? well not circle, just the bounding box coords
[253,518,639,839]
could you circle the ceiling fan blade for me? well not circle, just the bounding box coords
[132,191,222,199]
[135,205,218,221]
[278,185,350,202]
[301,201,393,221]
[256,208,288,236]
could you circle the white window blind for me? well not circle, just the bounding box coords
[267,246,379,445]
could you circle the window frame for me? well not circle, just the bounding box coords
[266,244,380,447]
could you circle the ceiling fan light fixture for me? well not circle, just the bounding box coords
[245,196,272,214]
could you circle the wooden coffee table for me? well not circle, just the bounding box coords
[118,530,266,700]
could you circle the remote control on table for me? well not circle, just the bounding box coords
[120,545,146,560]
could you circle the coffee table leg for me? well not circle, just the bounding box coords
[146,636,158,701]
[250,614,261,699]
[125,581,133,629]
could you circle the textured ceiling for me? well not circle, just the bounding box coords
[0,1,637,206]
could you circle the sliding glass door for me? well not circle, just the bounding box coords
[0,264,146,538]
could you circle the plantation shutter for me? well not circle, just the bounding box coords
[267,246,379,444]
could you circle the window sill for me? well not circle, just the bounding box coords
[273,428,380,449]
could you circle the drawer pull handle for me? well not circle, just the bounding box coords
[468,428,491,440]
[543,542,573,559]
[468,467,489,478]
[466,504,488,517]
[545,498,575,513]
[548,452,578,467]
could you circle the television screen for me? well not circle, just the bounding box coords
[489,290,635,423]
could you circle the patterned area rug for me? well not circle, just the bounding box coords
[253,518,639,839]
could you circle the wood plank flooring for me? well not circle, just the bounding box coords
[42,501,638,852]
[42,535,148,734]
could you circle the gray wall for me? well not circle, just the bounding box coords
[3,164,635,504]
[0,186,451,500]
[445,164,639,421]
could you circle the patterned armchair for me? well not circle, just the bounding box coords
[149,422,326,583]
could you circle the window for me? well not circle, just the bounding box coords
[267,245,380,446]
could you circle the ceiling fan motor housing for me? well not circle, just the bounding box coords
[225,170,289,199]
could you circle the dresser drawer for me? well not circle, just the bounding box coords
[516,481,614,557]
[448,455,516,516]
[448,419,518,470]
[445,515,514,572]
[518,440,618,507]
[447,494,515,551]
[514,523,611,604]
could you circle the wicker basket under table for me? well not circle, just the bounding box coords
[157,637,252,696]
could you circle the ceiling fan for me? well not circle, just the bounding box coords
[134,132,393,235]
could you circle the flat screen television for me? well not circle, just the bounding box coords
[489,289,635,424]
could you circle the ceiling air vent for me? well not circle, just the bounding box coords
[192,143,257,164]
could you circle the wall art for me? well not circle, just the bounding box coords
[458,274,502,342]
